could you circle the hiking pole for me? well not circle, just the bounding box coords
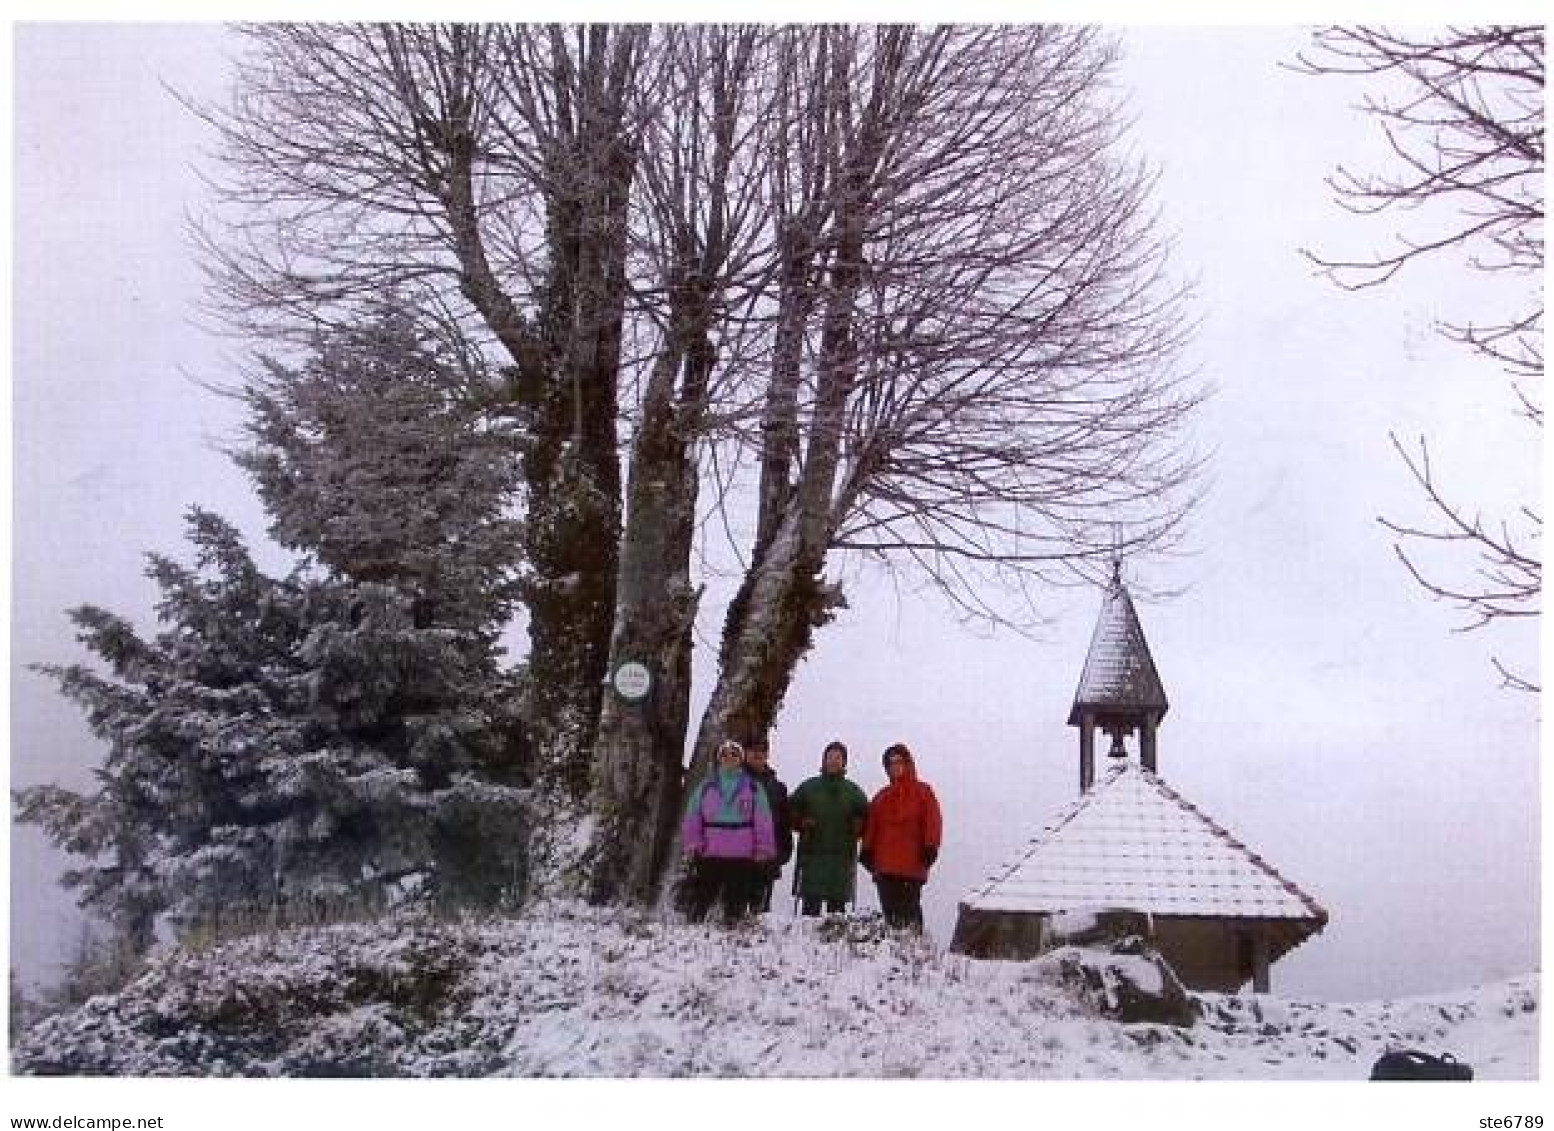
[791,855,803,918]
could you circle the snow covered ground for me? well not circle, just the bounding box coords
[12,900,1536,1085]
[6,901,1539,1131]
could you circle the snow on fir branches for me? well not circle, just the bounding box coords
[15,313,530,957]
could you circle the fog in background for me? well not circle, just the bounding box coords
[9,23,1540,1002]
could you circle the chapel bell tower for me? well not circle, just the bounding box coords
[1067,561,1169,792]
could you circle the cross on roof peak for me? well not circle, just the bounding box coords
[1108,525,1125,589]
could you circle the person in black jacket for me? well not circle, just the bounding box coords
[743,735,793,914]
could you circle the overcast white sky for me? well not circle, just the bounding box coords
[7,22,1542,1008]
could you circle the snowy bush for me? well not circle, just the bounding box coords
[14,916,477,1076]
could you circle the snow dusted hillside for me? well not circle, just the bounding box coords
[11,901,1537,1081]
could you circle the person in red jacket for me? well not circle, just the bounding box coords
[860,743,943,931]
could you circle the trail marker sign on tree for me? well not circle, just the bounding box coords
[611,661,652,702]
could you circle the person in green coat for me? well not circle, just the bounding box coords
[788,740,870,916]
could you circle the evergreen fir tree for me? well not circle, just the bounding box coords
[237,310,522,647]
[16,313,529,955]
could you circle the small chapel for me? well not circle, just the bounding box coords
[949,565,1328,993]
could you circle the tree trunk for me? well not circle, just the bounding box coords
[519,206,627,803]
[430,32,634,812]
[755,249,817,555]
[513,34,640,805]
[691,510,847,781]
[586,340,703,905]
[586,26,766,905]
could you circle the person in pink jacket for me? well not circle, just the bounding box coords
[681,739,777,922]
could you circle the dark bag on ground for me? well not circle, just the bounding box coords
[1369,1049,1474,1081]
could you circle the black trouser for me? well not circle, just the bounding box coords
[874,874,925,931]
[800,896,849,916]
[685,857,758,922]
[753,876,775,913]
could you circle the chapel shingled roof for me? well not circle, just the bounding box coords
[962,761,1328,924]
[1068,577,1168,726]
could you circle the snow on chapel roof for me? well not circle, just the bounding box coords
[1067,576,1168,726]
[963,761,1328,923]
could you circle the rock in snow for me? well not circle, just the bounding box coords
[1044,939,1197,1027]
[11,902,1537,1079]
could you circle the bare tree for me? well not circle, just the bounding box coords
[1381,434,1540,692]
[189,25,649,820]
[1294,26,1542,690]
[188,24,1202,907]
[586,26,776,904]
[681,25,1201,821]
